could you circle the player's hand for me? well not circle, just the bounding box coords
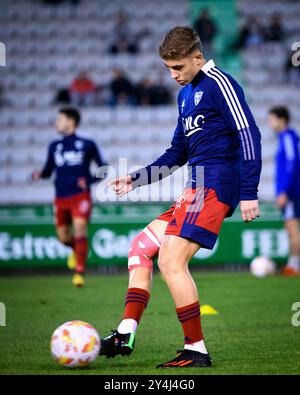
[276,193,288,209]
[108,175,133,196]
[31,170,42,181]
[78,177,88,191]
[240,200,260,223]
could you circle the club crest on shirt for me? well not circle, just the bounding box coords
[75,140,84,150]
[194,91,203,106]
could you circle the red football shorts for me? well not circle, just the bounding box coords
[54,192,92,227]
[157,187,230,250]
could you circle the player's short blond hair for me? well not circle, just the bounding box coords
[159,26,202,60]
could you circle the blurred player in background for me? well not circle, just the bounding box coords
[100,27,262,368]
[269,106,300,276]
[32,107,107,287]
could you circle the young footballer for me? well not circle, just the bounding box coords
[32,107,107,287]
[100,27,262,368]
[269,106,300,276]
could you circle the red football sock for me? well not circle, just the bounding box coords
[123,287,150,323]
[74,236,88,274]
[176,301,204,344]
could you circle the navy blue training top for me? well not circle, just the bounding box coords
[41,133,107,198]
[130,59,262,216]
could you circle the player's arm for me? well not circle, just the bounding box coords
[276,135,296,208]
[87,141,108,185]
[32,144,55,180]
[78,141,108,191]
[213,77,262,222]
[110,118,188,196]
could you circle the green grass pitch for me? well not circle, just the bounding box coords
[0,271,300,375]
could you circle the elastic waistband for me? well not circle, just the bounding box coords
[55,191,91,203]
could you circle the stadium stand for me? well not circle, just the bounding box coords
[0,0,299,203]
[237,0,300,201]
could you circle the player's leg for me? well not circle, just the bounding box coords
[118,219,167,327]
[156,235,211,368]
[283,218,300,274]
[54,198,73,246]
[156,187,229,368]
[54,203,75,267]
[55,223,77,270]
[281,199,300,275]
[72,216,89,275]
[100,219,167,358]
[70,193,92,286]
[56,224,74,247]
[158,235,200,307]
[127,218,168,290]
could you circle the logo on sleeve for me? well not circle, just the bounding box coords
[181,99,185,114]
[194,91,203,106]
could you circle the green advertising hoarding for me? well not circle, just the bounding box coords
[0,203,287,268]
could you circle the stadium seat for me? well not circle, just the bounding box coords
[30,148,49,166]
[11,130,34,145]
[0,169,8,185]
[0,0,298,205]
[6,147,30,165]
[0,131,12,145]
[0,152,9,166]
[8,167,31,185]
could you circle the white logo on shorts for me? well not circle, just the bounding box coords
[175,193,186,210]
[79,200,90,214]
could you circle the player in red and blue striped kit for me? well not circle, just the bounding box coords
[101,27,262,368]
[32,107,107,287]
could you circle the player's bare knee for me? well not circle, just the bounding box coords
[58,235,68,244]
[159,262,185,278]
[128,226,160,272]
[157,255,168,275]
[290,235,299,244]
[56,229,70,245]
[73,222,87,238]
[158,254,186,277]
[74,229,87,238]
[290,240,300,254]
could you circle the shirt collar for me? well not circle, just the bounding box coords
[191,59,215,86]
[201,59,215,73]
[278,127,291,137]
[63,132,76,140]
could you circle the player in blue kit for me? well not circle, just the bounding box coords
[269,106,300,276]
[100,27,262,368]
[32,107,107,287]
